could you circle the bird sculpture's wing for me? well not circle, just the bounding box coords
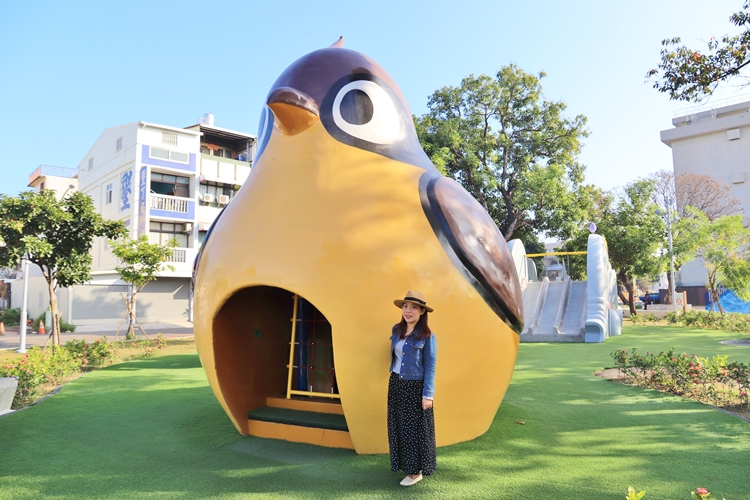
[420,173,524,333]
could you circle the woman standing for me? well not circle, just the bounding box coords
[388,290,437,486]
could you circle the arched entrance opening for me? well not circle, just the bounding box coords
[212,286,350,447]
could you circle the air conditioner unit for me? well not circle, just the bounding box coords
[218,195,230,204]
[183,223,193,233]
[201,193,214,203]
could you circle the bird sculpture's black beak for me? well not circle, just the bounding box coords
[267,87,320,136]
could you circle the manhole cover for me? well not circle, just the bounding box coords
[719,339,750,346]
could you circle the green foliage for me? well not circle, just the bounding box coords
[676,209,750,314]
[415,65,591,241]
[0,347,81,408]
[691,488,717,500]
[0,307,21,326]
[109,236,177,290]
[562,179,666,314]
[626,486,646,500]
[32,312,75,332]
[630,313,658,324]
[610,347,750,410]
[64,337,116,369]
[0,190,125,345]
[647,2,750,102]
[108,236,176,339]
[665,310,750,332]
[0,335,172,409]
[121,333,169,358]
[0,191,125,287]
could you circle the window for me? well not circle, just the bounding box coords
[170,151,188,162]
[200,143,234,159]
[88,157,94,171]
[116,137,123,152]
[199,181,236,204]
[151,148,170,160]
[149,221,188,247]
[162,131,178,146]
[151,172,190,197]
[106,184,113,204]
[151,147,189,163]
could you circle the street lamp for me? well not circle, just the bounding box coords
[656,198,678,313]
[18,255,29,353]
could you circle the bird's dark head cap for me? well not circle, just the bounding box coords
[267,40,409,118]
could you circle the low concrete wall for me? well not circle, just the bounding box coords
[623,304,694,319]
[0,377,18,412]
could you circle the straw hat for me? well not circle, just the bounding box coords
[393,290,433,312]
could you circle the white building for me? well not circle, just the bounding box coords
[660,97,750,292]
[12,115,256,326]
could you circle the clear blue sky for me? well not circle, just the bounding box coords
[1,0,748,197]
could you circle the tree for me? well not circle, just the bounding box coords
[0,190,125,346]
[647,2,750,101]
[109,235,176,340]
[415,64,590,242]
[652,170,742,221]
[675,208,750,314]
[651,170,742,304]
[561,179,666,315]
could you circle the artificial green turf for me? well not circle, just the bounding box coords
[248,406,349,431]
[1,327,749,499]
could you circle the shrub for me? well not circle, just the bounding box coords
[129,334,168,358]
[666,309,750,332]
[610,347,750,411]
[64,337,116,370]
[0,347,80,408]
[0,307,21,326]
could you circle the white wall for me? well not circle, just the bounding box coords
[662,103,750,220]
[679,259,709,287]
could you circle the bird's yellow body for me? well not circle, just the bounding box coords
[194,42,521,454]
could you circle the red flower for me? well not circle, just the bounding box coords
[696,487,709,495]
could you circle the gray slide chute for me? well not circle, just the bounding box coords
[508,235,622,343]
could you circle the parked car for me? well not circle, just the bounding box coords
[639,293,660,305]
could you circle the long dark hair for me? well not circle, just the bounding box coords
[396,308,432,339]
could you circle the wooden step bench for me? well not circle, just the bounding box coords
[247,397,353,449]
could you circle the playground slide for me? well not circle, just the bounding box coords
[510,234,622,343]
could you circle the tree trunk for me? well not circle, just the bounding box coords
[664,272,673,305]
[126,286,137,340]
[47,278,61,347]
[706,270,725,315]
[618,270,637,315]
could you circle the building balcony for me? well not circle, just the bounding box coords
[28,165,78,186]
[199,154,251,185]
[160,247,198,277]
[149,194,195,220]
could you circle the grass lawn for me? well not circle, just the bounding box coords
[1,325,749,499]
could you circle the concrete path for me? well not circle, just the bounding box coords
[0,322,193,351]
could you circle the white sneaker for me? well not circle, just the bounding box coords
[400,474,423,486]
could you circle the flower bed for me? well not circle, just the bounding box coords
[0,334,168,409]
[610,347,750,414]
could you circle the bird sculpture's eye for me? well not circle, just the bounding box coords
[332,80,402,145]
[255,105,274,161]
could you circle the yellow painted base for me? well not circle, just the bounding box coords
[266,397,344,415]
[247,420,354,449]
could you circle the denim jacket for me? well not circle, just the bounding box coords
[389,325,437,399]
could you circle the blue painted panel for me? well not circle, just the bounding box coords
[138,167,147,237]
[141,145,196,172]
[150,201,195,220]
[120,170,133,212]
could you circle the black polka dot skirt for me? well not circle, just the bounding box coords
[387,372,437,476]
